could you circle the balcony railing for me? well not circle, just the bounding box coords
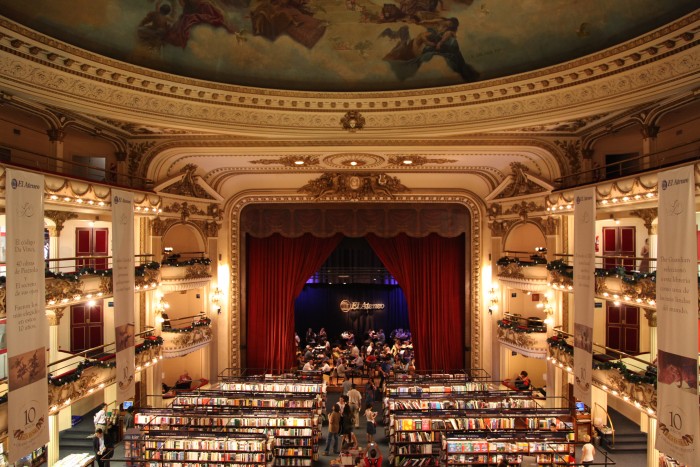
[553,138,700,191]
[160,314,213,358]
[496,251,549,292]
[0,146,154,190]
[547,329,657,415]
[46,327,162,411]
[0,255,160,317]
[497,313,549,358]
[159,252,212,292]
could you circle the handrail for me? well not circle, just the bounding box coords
[0,145,155,190]
[47,254,153,262]
[50,326,156,369]
[551,328,652,370]
[164,314,208,324]
[553,138,700,191]
[593,402,615,449]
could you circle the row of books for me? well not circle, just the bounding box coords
[136,414,315,428]
[387,383,489,395]
[172,396,317,408]
[394,417,518,431]
[219,382,324,393]
[143,451,266,461]
[143,439,265,451]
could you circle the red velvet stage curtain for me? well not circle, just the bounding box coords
[246,233,342,372]
[366,233,465,371]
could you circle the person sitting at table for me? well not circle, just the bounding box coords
[351,354,364,370]
[304,345,314,360]
[306,327,316,346]
[319,359,331,374]
[336,359,347,382]
[318,327,328,344]
[350,344,360,358]
[178,370,192,383]
[377,329,385,344]
[302,360,315,371]
[391,340,401,357]
[515,371,531,390]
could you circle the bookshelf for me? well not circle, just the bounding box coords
[442,434,574,466]
[139,430,268,466]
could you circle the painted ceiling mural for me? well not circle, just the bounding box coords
[0,0,696,92]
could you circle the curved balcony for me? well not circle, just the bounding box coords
[496,313,548,359]
[547,331,657,416]
[496,251,549,293]
[160,315,213,358]
[158,252,212,293]
[0,256,160,318]
[46,329,163,412]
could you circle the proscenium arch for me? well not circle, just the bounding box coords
[226,191,485,372]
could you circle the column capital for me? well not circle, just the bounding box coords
[47,307,65,326]
[641,124,660,139]
[46,128,66,142]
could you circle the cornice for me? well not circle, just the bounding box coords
[0,14,698,136]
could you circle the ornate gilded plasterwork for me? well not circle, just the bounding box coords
[44,210,78,235]
[299,172,408,200]
[229,192,483,371]
[250,155,320,167]
[387,155,458,166]
[161,164,215,200]
[161,326,213,358]
[495,163,547,199]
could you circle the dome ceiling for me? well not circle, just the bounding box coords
[0,0,696,92]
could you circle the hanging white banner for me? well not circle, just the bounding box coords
[112,189,135,404]
[655,164,699,466]
[6,169,49,463]
[573,187,595,407]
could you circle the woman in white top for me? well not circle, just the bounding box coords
[581,434,595,465]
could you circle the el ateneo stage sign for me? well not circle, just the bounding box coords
[6,169,49,463]
[573,187,595,407]
[655,165,699,466]
[112,190,135,404]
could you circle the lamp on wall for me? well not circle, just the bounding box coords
[537,290,556,326]
[155,295,170,325]
[210,286,223,314]
[488,284,499,315]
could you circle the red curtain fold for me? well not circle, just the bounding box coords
[366,233,465,372]
[246,233,342,372]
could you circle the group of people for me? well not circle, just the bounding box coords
[324,391,380,460]
[296,327,416,393]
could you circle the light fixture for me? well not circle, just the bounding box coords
[488,284,499,315]
[294,160,305,165]
[402,159,413,165]
[350,161,358,166]
[210,286,224,314]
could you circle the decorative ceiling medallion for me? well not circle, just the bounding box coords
[299,172,408,200]
[249,155,320,167]
[322,153,384,169]
[340,111,365,132]
[387,155,458,166]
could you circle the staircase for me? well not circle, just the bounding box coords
[58,410,97,458]
[598,409,648,454]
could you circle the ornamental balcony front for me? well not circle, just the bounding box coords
[0,257,161,319]
[46,330,163,412]
[547,332,657,417]
[496,251,549,293]
[497,313,549,359]
[547,256,662,309]
[160,314,213,358]
[158,252,212,293]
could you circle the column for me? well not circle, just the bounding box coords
[47,415,59,465]
[46,128,65,173]
[646,416,659,467]
[115,151,127,186]
[640,124,659,170]
[644,308,657,361]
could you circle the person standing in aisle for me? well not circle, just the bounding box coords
[342,376,353,396]
[347,383,362,428]
[365,403,377,444]
[93,403,108,433]
[323,403,341,455]
[581,434,595,465]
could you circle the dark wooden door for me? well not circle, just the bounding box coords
[602,226,636,271]
[605,303,640,355]
[70,303,104,353]
[75,227,109,270]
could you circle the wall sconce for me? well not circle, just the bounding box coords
[537,290,556,326]
[210,286,223,314]
[488,285,499,315]
[155,296,170,325]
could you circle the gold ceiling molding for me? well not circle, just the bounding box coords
[0,15,697,137]
[298,172,409,200]
[141,138,564,179]
[227,193,484,372]
[387,155,458,166]
[249,155,320,167]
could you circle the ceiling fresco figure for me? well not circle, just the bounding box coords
[250,0,327,49]
[165,0,237,48]
[138,1,178,49]
[381,17,478,82]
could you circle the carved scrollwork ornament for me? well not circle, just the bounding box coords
[643,308,657,327]
[340,111,365,132]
